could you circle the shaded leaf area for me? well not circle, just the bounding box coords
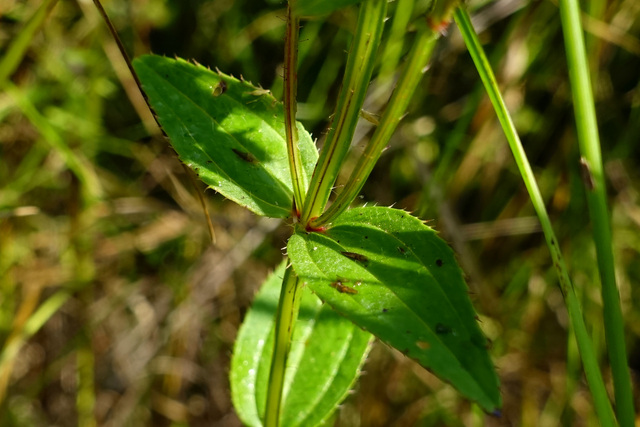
[132,55,318,218]
[294,0,362,17]
[288,207,501,412]
[231,262,373,427]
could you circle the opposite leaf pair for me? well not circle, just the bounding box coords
[132,54,500,425]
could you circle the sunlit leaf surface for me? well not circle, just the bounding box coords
[288,206,501,412]
[231,262,373,427]
[133,55,318,218]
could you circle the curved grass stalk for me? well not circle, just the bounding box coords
[557,0,635,424]
[453,8,617,426]
[300,0,387,225]
[311,26,438,228]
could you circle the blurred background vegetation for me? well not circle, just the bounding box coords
[1,0,639,425]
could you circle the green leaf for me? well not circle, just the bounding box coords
[287,206,501,412]
[230,261,373,427]
[132,55,318,218]
[294,0,362,17]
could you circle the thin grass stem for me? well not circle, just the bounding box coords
[454,8,617,426]
[558,0,635,424]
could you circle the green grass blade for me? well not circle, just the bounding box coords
[453,7,617,425]
[0,0,58,85]
[0,291,71,372]
[558,0,635,424]
[4,82,102,205]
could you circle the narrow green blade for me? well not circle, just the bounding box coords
[132,55,318,218]
[230,262,372,427]
[287,206,501,412]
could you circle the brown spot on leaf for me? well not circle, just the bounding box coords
[232,148,258,164]
[416,341,430,350]
[329,280,358,294]
[341,251,369,264]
